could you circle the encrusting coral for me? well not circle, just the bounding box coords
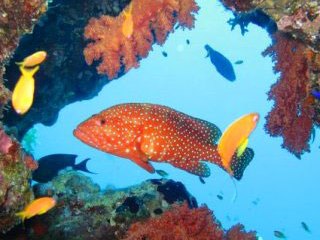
[0,125,38,233]
[83,0,199,79]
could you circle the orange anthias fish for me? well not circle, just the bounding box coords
[16,51,47,68]
[218,113,259,174]
[16,197,56,223]
[12,66,39,115]
[122,3,133,38]
[74,103,256,180]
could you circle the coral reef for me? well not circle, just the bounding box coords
[124,203,257,240]
[220,0,320,157]
[0,0,47,117]
[221,0,320,50]
[83,0,199,79]
[3,0,131,139]
[0,125,37,233]
[1,172,258,239]
[2,172,198,239]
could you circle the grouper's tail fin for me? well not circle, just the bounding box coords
[230,147,254,180]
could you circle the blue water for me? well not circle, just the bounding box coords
[31,1,320,239]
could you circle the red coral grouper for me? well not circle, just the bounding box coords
[74,103,255,180]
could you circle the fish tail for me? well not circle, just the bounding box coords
[15,61,24,67]
[230,147,254,180]
[73,158,96,174]
[16,211,26,223]
[20,65,40,78]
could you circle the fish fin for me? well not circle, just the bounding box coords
[20,65,39,78]
[201,120,222,144]
[123,2,133,17]
[38,208,48,215]
[236,138,248,157]
[15,61,24,67]
[132,156,155,173]
[16,211,26,224]
[171,160,210,177]
[73,158,96,174]
[231,147,254,180]
[205,53,209,58]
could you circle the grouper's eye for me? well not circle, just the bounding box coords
[99,119,106,126]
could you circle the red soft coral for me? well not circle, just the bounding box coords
[225,224,257,240]
[124,203,257,240]
[263,32,315,157]
[83,0,199,80]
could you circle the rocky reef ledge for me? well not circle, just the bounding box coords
[1,172,257,239]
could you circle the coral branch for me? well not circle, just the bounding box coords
[263,32,316,157]
[83,0,199,79]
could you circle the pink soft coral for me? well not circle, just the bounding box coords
[83,0,199,80]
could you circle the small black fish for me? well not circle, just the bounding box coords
[234,60,244,65]
[204,44,236,81]
[156,169,168,177]
[186,39,190,45]
[217,194,223,200]
[274,230,286,239]
[301,221,311,233]
[32,154,95,183]
[162,51,168,57]
[199,176,205,184]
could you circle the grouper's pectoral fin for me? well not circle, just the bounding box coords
[130,155,155,173]
[130,137,155,173]
[170,160,211,178]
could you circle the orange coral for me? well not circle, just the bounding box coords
[83,0,199,79]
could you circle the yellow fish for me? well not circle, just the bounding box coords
[16,197,56,223]
[16,51,47,68]
[12,66,39,115]
[122,3,133,38]
[217,113,259,175]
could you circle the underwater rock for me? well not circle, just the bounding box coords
[1,171,259,239]
[0,125,36,233]
[2,172,198,239]
[220,0,320,51]
[3,0,130,139]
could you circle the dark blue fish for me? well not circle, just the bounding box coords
[301,221,311,233]
[234,60,244,65]
[186,39,190,45]
[162,51,168,57]
[311,89,320,99]
[204,44,236,81]
[32,154,95,183]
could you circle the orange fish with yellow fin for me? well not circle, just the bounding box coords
[74,103,259,180]
[16,197,56,223]
[15,51,47,68]
[218,113,259,176]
